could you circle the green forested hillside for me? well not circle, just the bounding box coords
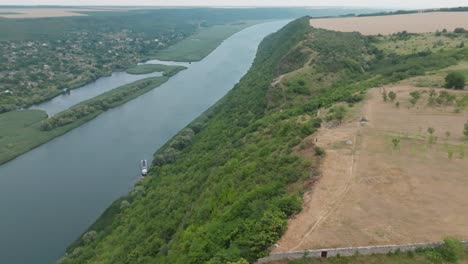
[62,17,468,264]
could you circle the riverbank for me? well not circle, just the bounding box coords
[0,66,185,165]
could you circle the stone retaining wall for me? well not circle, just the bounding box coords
[257,241,468,263]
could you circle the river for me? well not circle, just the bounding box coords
[0,20,289,264]
[29,71,164,116]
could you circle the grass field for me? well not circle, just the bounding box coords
[273,85,468,253]
[153,20,266,62]
[408,61,468,88]
[0,109,102,165]
[375,33,468,55]
[310,12,468,35]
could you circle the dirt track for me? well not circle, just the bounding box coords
[274,86,468,252]
[310,12,468,35]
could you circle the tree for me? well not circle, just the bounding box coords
[427,127,437,145]
[464,123,468,137]
[445,131,451,139]
[395,101,400,108]
[335,110,345,124]
[445,72,465,89]
[392,138,400,149]
[388,91,396,101]
[382,91,388,102]
[447,146,454,160]
[314,146,325,156]
[409,91,421,100]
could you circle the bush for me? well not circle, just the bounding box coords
[310,118,322,129]
[314,146,325,156]
[436,239,465,263]
[445,72,466,89]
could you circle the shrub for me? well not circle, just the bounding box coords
[409,91,421,100]
[344,94,364,103]
[310,118,322,129]
[445,72,465,89]
[314,146,325,156]
[436,238,465,263]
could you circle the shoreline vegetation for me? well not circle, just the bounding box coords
[0,65,186,165]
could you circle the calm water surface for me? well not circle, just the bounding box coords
[0,20,289,264]
[30,71,163,116]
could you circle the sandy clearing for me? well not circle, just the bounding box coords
[310,12,468,35]
[0,8,134,18]
[274,85,468,252]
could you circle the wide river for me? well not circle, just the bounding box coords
[0,20,289,264]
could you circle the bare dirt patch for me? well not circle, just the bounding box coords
[0,8,133,18]
[310,12,468,35]
[273,85,468,252]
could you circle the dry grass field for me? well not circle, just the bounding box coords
[273,85,468,253]
[310,12,468,35]
[0,8,132,18]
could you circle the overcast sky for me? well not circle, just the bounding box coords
[2,0,468,9]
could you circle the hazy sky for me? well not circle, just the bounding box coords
[2,0,468,9]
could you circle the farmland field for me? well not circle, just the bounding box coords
[310,12,468,35]
[273,85,468,252]
[0,8,128,18]
[0,7,135,18]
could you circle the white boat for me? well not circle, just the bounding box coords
[140,160,148,176]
